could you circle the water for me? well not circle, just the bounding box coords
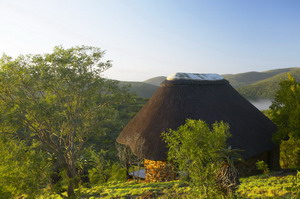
[249,99,272,110]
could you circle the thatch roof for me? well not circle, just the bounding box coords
[117,73,277,161]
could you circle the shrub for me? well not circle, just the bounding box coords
[87,149,127,185]
[0,136,50,198]
[216,147,242,195]
[280,136,300,169]
[256,160,270,174]
[163,119,232,198]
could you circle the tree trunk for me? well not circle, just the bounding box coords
[64,151,78,198]
[125,161,130,179]
[66,165,78,198]
[50,159,63,191]
[67,180,75,198]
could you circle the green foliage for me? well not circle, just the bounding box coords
[256,160,270,174]
[49,169,69,194]
[0,135,50,198]
[217,147,243,167]
[116,143,136,179]
[87,149,127,185]
[38,180,187,199]
[39,172,300,199]
[288,171,300,198]
[119,81,159,98]
[223,68,297,88]
[216,147,242,195]
[236,68,300,99]
[37,193,64,199]
[280,136,300,169]
[262,109,273,120]
[270,74,300,142]
[92,96,146,162]
[267,74,300,169]
[237,173,298,198]
[0,46,134,197]
[163,119,231,198]
[87,150,110,184]
[107,163,127,182]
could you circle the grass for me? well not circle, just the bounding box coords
[38,180,190,199]
[237,174,297,198]
[38,171,300,199]
[77,180,191,199]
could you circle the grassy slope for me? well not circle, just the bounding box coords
[236,68,300,99]
[42,172,299,199]
[223,68,296,88]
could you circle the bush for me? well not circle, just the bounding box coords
[280,136,300,169]
[0,136,50,198]
[88,149,127,185]
[256,160,269,174]
[108,163,127,182]
[163,119,231,198]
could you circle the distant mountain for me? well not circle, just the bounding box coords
[143,76,166,86]
[236,68,300,99]
[223,68,296,88]
[119,67,300,100]
[119,81,158,98]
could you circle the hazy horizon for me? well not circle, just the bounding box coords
[115,66,299,82]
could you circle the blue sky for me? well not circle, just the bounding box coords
[0,0,299,81]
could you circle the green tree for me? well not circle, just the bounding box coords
[0,135,50,199]
[280,137,300,169]
[163,119,231,198]
[269,74,300,168]
[270,74,300,142]
[0,46,130,197]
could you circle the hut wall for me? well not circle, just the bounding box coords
[268,146,280,170]
[237,148,280,176]
[144,159,176,182]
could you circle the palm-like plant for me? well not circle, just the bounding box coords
[216,146,243,195]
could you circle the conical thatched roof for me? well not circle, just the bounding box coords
[117,73,277,161]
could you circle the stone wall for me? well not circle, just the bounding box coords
[144,159,176,182]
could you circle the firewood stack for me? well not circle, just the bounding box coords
[144,159,176,182]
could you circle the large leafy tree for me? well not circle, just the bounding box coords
[0,46,130,197]
[269,74,300,168]
[270,74,300,142]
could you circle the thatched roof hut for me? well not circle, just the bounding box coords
[117,73,277,162]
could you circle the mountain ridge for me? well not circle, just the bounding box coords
[119,67,300,99]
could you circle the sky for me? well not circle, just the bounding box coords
[0,0,299,81]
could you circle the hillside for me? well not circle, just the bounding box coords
[121,67,300,100]
[119,81,158,98]
[222,68,296,88]
[143,76,166,86]
[236,68,300,99]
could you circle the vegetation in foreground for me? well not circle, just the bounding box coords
[163,120,239,197]
[38,171,299,199]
